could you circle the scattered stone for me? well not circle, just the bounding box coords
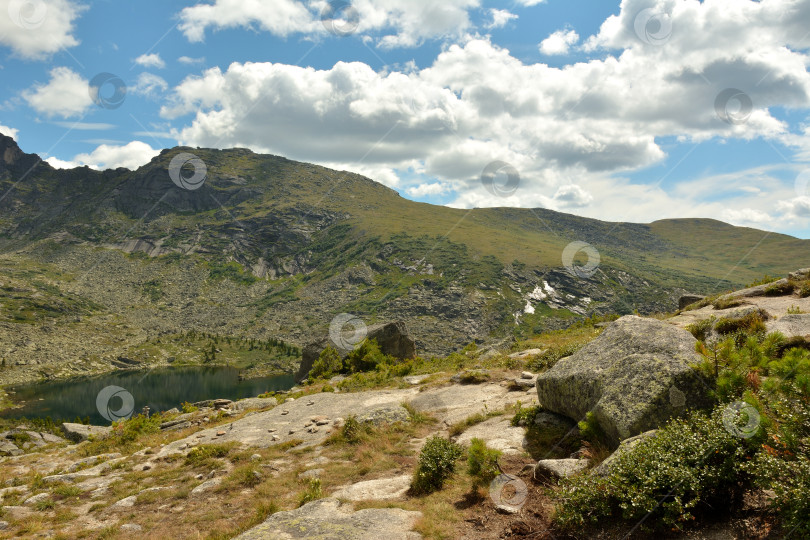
[281,410,289,416]
[520,371,534,379]
[331,474,411,501]
[195,474,204,480]
[508,348,545,360]
[534,458,589,481]
[267,428,277,433]
[23,493,50,506]
[0,441,22,456]
[60,423,112,443]
[120,523,143,532]
[535,316,710,444]
[288,429,296,435]
[112,495,137,508]
[39,432,67,444]
[298,469,324,480]
[495,504,521,515]
[216,431,226,436]
[190,477,222,497]
[0,521,8,531]
[234,498,422,540]
[403,374,431,385]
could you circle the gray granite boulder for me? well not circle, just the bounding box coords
[535,316,710,445]
[61,423,112,443]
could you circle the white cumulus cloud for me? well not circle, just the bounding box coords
[135,53,166,69]
[23,67,93,118]
[539,28,579,55]
[47,141,160,170]
[0,0,84,59]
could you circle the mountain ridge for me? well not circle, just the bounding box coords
[0,134,808,384]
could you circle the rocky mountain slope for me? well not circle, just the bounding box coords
[1,134,809,384]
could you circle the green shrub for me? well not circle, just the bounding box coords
[552,406,760,531]
[467,438,501,488]
[526,342,585,372]
[749,452,810,536]
[298,478,323,507]
[765,281,795,296]
[511,403,541,427]
[712,297,745,310]
[185,443,232,466]
[340,415,366,444]
[799,283,810,298]
[411,436,464,494]
[345,339,389,373]
[181,401,198,413]
[308,346,343,381]
[714,311,767,335]
[686,317,714,341]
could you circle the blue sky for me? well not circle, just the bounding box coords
[2,0,810,239]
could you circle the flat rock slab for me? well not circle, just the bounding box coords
[332,474,412,501]
[407,382,532,427]
[156,389,420,457]
[454,417,528,455]
[234,498,422,540]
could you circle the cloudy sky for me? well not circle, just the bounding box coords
[2,0,810,238]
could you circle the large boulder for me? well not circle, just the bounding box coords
[61,423,112,443]
[295,321,416,380]
[678,294,705,310]
[535,316,710,445]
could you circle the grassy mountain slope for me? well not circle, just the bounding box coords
[0,134,808,384]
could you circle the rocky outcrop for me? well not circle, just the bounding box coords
[535,316,710,445]
[295,321,416,380]
[61,423,112,443]
[678,294,705,310]
[767,314,810,339]
[234,498,422,539]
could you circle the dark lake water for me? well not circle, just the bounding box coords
[0,367,296,425]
